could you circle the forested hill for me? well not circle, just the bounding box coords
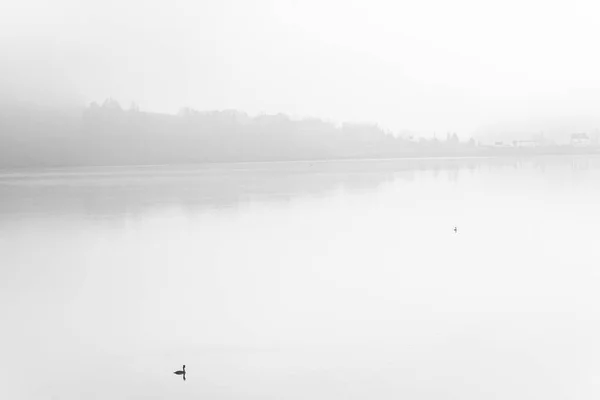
[0,99,483,169]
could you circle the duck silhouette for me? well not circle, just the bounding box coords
[454,226,457,233]
[174,365,186,381]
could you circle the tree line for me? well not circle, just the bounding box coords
[0,99,477,168]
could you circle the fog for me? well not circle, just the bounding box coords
[3,2,600,399]
[3,158,600,400]
[3,0,600,134]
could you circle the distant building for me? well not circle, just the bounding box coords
[571,133,591,146]
[512,140,538,148]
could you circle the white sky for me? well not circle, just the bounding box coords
[2,0,600,134]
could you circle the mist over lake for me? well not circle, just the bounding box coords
[1,156,599,400]
[6,0,600,397]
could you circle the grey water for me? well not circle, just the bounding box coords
[1,157,600,400]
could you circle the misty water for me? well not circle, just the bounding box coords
[1,157,600,400]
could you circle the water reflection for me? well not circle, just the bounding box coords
[2,156,600,400]
[2,156,598,220]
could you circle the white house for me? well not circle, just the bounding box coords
[571,133,591,146]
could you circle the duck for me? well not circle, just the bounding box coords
[174,365,186,381]
[454,226,458,233]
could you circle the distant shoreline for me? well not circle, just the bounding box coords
[4,102,599,172]
[1,149,599,175]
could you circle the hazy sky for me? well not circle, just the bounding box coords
[2,0,600,133]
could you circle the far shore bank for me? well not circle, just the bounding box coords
[1,148,599,175]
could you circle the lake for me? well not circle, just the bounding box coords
[1,157,600,400]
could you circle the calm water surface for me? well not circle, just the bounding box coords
[1,157,600,400]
